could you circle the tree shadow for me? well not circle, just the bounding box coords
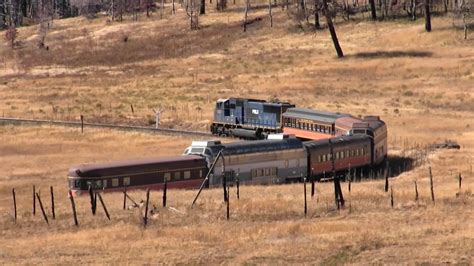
[350,50,433,59]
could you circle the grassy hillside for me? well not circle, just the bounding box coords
[0,4,473,264]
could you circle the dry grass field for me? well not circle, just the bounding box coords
[0,3,474,264]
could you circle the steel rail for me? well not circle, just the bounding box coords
[0,117,212,138]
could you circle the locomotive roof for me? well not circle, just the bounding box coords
[68,155,204,177]
[208,138,304,155]
[217,97,294,107]
[303,135,371,148]
[283,108,352,123]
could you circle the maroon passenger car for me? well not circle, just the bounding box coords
[304,135,372,179]
[68,155,208,195]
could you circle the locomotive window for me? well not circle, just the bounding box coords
[191,148,204,154]
[174,172,181,180]
[271,167,277,175]
[184,171,191,179]
[123,177,130,186]
[164,173,171,182]
[112,178,119,187]
[265,168,271,176]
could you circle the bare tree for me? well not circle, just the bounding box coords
[185,0,199,29]
[243,0,249,32]
[268,0,272,27]
[425,0,431,31]
[216,0,226,10]
[369,0,377,20]
[322,0,344,57]
[0,0,7,29]
[4,25,18,48]
[454,0,472,39]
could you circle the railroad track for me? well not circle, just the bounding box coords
[0,117,213,138]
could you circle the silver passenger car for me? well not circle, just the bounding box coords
[183,135,308,186]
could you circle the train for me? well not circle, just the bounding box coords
[68,134,386,195]
[210,97,386,143]
[67,97,387,195]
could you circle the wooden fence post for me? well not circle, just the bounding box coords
[163,181,167,207]
[50,186,55,220]
[36,192,49,225]
[304,177,307,217]
[222,173,227,202]
[311,169,315,198]
[384,162,389,192]
[458,173,462,191]
[226,184,230,220]
[236,178,240,200]
[68,190,79,226]
[12,188,17,222]
[414,180,419,201]
[390,186,394,208]
[33,185,36,216]
[144,189,150,227]
[123,187,127,210]
[89,186,96,215]
[80,115,84,133]
[97,193,110,220]
[348,177,352,193]
[429,167,435,204]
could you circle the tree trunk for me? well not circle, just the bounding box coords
[369,0,376,20]
[315,12,320,28]
[424,0,431,32]
[323,0,344,57]
[243,0,249,32]
[161,0,164,18]
[268,0,272,27]
[200,0,205,14]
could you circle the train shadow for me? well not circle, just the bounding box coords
[350,155,416,182]
[333,155,417,182]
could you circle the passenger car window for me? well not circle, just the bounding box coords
[123,177,130,186]
[112,178,119,187]
[184,171,191,179]
[164,173,171,182]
